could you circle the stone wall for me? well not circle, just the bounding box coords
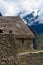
[0,34,43,65]
[17,52,43,65]
[0,34,17,65]
[16,39,33,50]
[0,33,33,65]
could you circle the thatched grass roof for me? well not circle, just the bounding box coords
[0,16,35,38]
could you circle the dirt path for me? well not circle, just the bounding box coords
[18,50,43,56]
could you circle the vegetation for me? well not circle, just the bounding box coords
[18,48,38,53]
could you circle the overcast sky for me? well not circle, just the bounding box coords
[0,0,43,18]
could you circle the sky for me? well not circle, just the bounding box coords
[0,0,43,19]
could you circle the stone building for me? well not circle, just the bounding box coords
[0,16,36,65]
[0,16,36,50]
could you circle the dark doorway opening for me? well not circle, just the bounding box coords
[33,38,37,49]
[22,39,24,44]
[42,47,43,50]
[0,29,3,33]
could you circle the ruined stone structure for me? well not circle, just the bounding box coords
[0,16,35,50]
[0,33,17,65]
[17,51,43,65]
[0,16,36,65]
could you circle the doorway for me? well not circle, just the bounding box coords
[33,38,37,49]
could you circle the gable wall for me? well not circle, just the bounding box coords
[16,38,33,51]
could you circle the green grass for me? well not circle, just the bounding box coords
[18,48,38,53]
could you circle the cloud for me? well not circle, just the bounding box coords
[4,3,19,16]
[0,0,43,16]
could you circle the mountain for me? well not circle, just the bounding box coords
[18,11,43,36]
[22,11,43,34]
[30,24,43,34]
